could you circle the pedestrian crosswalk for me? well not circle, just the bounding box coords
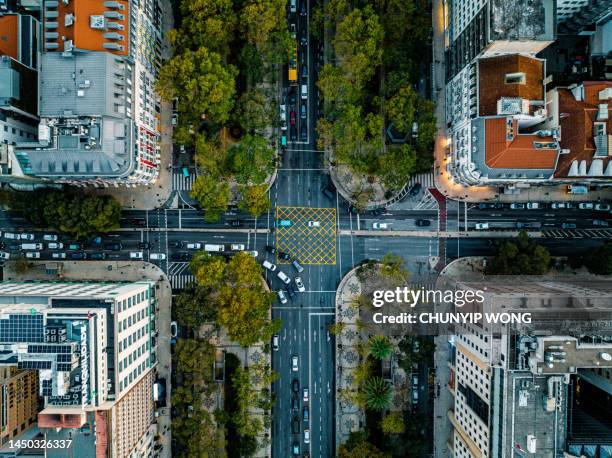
[408,172,435,190]
[172,171,197,191]
[543,229,612,239]
[170,274,196,290]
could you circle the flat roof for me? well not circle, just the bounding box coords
[0,15,19,60]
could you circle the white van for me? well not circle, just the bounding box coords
[186,242,202,249]
[301,84,308,99]
[204,244,224,252]
[277,270,291,284]
[21,243,42,250]
[263,260,277,271]
[231,244,245,251]
[150,253,166,260]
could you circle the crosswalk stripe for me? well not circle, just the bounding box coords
[172,172,196,191]
[170,274,195,290]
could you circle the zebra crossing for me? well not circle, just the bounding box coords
[543,228,612,239]
[168,262,195,290]
[408,172,435,190]
[172,171,197,191]
[388,172,437,211]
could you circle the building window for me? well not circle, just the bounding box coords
[505,72,526,84]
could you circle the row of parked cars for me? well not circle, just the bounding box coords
[478,202,611,211]
[291,377,310,453]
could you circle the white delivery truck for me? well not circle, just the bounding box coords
[204,244,225,252]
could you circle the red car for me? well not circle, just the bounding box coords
[290,111,296,126]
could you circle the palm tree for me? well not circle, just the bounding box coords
[363,377,392,411]
[369,335,392,360]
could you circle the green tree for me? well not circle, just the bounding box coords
[380,411,405,435]
[578,241,612,275]
[377,144,417,190]
[174,339,215,385]
[227,135,274,185]
[487,232,551,275]
[240,44,264,86]
[239,184,271,217]
[386,86,417,135]
[381,252,410,283]
[189,252,227,289]
[157,47,237,125]
[190,175,230,222]
[194,134,228,176]
[240,0,285,49]
[177,0,236,52]
[369,335,393,360]
[361,376,392,411]
[333,5,384,90]
[338,433,389,458]
[174,286,218,329]
[234,90,271,133]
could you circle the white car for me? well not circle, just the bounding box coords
[247,250,259,257]
[170,321,178,338]
[130,252,143,259]
[579,202,594,210]
[272,334,280,351]
[277,271,291,284]
[303,388,309,402]
[19,233,35,240]
[372,222,388,230]
[0,251,10,260]
[150,253,166,260]
[25,252,40,259]
[474,223,489,230]
[292,355,298,371]
[595,203,611,211]
[307,221,320,227]
[231,244,245,251]
[304,429,310,444]
[550,203,566,209]
[263,260,277,271]
[3,232,17,240]
[51,253,67,259]
[186,242,202,249]
[47,242,63,250]
[278,290,288,304]
[526,202,539,210]
[295,277,305,292]
[43,234,58,241]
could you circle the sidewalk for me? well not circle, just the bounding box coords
[3,260,173,458]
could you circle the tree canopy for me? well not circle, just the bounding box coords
[487,232,551,275]
[190,175,230,222]
[239,184,271,217]
[227,134,274,185]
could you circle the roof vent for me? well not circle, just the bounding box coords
[64,13,74,27]
[597,104,609,121]
[90,15,105,29]
[598,88,612,101]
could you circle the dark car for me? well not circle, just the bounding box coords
[408,183,422,197]
[170,241,183,248]
[129,218,146,227]
[278,251,291,261]
[299,0,306,15]
[67,243,82,250]
[301,64,308,78]
[478,203,495,209]
[229,220,241,227]
[288,91,297,105]
[104,243,122,251]
[265,245,276,254]
[8,243,21,251]
[303,406,309,422]
[291,398,299,412]
[300,124,307,141]
[89,252,106,260]
[171,252,189,261]
[286,287,296,299]
[107,253,121,259]
[415,219,431,227]
[300,34,307,46]
[139,242,151,249]
[70,252,87,260]
[292,379,300,392]
[371,208,385,216]
[300,104,307,119]
[348,205,361,215]
[290,126,297,141]
[292,417,300,434]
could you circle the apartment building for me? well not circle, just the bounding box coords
[0,281,158,457]
[0,367,39,445]
[445,50,612,188]
[7,0,162,186]
[441,276,612,457]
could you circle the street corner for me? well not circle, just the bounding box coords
[275,206,337,265]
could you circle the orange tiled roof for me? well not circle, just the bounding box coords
[554,82,612,178]
[0,16,19,60]
[485,118,558,169]
[46,0,129,55]
[479,55,544,116]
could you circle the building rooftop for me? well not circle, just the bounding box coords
[484,117,558,169]
[489,0,555,41]
[43,0,129,55]
[0,15,19,60]
[478,55,545,117]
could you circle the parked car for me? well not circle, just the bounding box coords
[595,203,611,211]
[19,233,35,240]
[303,388,309,403]
[139,242,151,249]
[292,260,304,273]
[52,252,67,259]
[89,252,106,260]
[412,390,419,405]
[2,232,17,239]
[43,234,58,241]
[578,202,594,210]
[412,374,419,389]
[170,241,183,248]
[415,219,431,227]
[278,290,288,304]
[474,223,489,230]
[67,243,81,250]
[300,104,307,119]
[25,252,40,259]
[231,244,245,251]
[186,242,202,249]
[170,321,178,338]
[277,270,291,284]
[294,277,305,292]
[592,219,610,227]
[478,203,495,209]
[47,242,63,250]
[130,252,143,259]
[526,202,540,210]
[104,243,122,251]
[372,222,388,230]
[304,430,310,444]
[70,252,87,260]
[509,203,525,210]
[0,251,11,260]
[550,202,566,209]
[150,253,166,260]
[263,260,277,271]
[561,223,577,229]
[272,334,280,351]
[300,124,307,141]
